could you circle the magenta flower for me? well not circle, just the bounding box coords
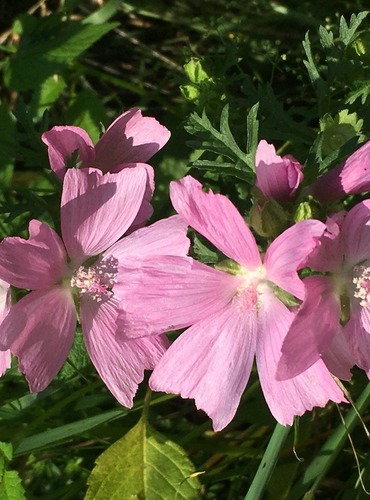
[255,140,303,202]
[118,176,345,430]
[278,201,370,380]
[311,140,370,202]
[42,108,171,227]
[0,167,190,407]
[0,279,11,376]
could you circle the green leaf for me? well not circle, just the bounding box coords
[0,103,16,185]
[339,12,369,47]
[66,90,108,143]
[57,330,91,381]
[14,409,125,456]
[4,14,118,91]
[29,75,66,117]
[0,471,26,500]
[0,442,25,500]
[289,382,370,499]
[85,416,201,499]
[185,105,257,182]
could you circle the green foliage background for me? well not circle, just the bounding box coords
[1,1,370,498]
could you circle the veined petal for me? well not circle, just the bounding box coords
[108,164,155,231]
[0,287,76,392]
[341,200,370,268]
[105,215,190,262]
[80,297,168,407]
[255,140,303,202]
[306,214,344,272]
[94,108,170,170]
[170,176,261,269]
[344,304,370,374]
[264,219,325,300]
[322,329,355,381]
[150,303,257,432]
[0,220,68,289]
[278,276,341,379]
[115,256,241,337]
[61,167,147,262]
[42,126,95,179]
[311,140,370,202]
[256,288,345,426]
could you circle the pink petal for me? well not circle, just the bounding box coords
[115,256,241,338]
[94,108,170,171]
[277,276,341,379]
[170,176,261,269]
[0,287,76,392]
[341,200,370,268]
[305,213,345,272]
[0,350,11,376]
[0,220,68,289]
[322,329,355,381]
[256,288,345,426]
[345,304,370,374]
[105,215,190,262]
[80,297,168,407]
[255,140,303,202]
[150,303,258,431]
[110,164,155,231]
[61,167,147,263]
[0,280,11,376]
[0,279,11,323]
[311,140,370,202]
[264,219,325,300]
[42,126,95,179]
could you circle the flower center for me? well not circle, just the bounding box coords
[233,265,266,312]
[353,265,370,307]
[70,256,118,303]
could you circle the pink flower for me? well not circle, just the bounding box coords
[255,140,303,202]
[311,140,370,202]
[278,201,370,380]
[118,176,345,430]
[0,167,189,407]
[0,279,11,376]
[42,108,171,227]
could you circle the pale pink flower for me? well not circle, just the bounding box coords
[118,176,345,431]
[311,140,370,202]
[42,108,171,227]
[278,201,370,380]
[255,140,303,202]
[0,279,11,376]
[0,167,189,407]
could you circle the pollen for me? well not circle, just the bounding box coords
[353,265,370,307]
[233,265,266,312]
[71,256,118,303]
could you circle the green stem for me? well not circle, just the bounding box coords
[244,423,291,500]
[289,381,370,499]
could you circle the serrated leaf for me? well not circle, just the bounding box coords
[185,105,256,182]
[29,75,66,117]
[66,90,108,143]
[57,330,90,381]
[319,26,334,49]
[85,416,201,500]
[192,234,218,264]
[4,14,117,91]
[339,12,369,47]
[0,471,26,500]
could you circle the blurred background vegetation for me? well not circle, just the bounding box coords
[1,1,370,498]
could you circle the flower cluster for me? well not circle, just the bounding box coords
[1,113,370,432]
